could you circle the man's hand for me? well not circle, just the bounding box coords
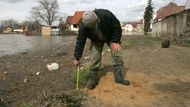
[112,43,121,52]
[74,60,81,66]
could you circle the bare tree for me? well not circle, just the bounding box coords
[22,20,41,32]
[31,0,60,26]
[1,19,18,28]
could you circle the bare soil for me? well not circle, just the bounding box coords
[87,36,190,107]
[0,36,190,107]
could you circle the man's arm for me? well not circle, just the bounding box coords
[74,23,87,62]
[110,12,122,43]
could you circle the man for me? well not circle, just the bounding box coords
[74,9,130,90]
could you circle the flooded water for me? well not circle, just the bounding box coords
[0,34,76,57]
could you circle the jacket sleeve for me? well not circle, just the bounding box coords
[110,12,122,43]
[74,23,87,60]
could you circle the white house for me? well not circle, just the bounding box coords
[124,24,133,32]
[13,29,23,33]
[3,27,12,33]
[70,25,79,31]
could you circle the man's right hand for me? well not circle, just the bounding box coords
[74,60,81,66]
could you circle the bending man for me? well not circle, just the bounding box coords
[74,9,130,90]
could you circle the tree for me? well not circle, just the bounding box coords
[143,0,154,33]
[22,20,41,32]
[1,19,18,28]
[31,0,60,26]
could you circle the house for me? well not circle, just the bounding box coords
[155,2,185,21]
[66,16,73,25]
[42,26,51,36]
[12,25,24,33]
[186,0,190,9]
[41,26,60,36]
[66,11,85,31]
[152,2,190,42]
[123,19,144,32]
[13,27,24,33]
[13,29,23,33]
[124,24,133,32]
[3,27,12,33]
[51,26,59,36]
[66,16,73,31]
[124,22,137,32]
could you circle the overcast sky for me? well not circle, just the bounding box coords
[0,0,186,23]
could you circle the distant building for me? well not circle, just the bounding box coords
[13,29,23,33]
[155,2,185,21]
[152,2,190,40]
[66,16,73,25]
[51,26,59,36]
[66,11,85,31]
[124,24,133,32]
[42,26,51,36]
[123,19,144,32]
[186,0,190,9]
[3,27,12,33]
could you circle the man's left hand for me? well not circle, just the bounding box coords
[112,43,121,52]
[74,60,81,66]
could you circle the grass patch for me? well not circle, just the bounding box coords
[121,38,137,47]
[20,101,33,107]
[71,65,90,88]
[147,36,190,47]
[147,36,162,41]
[122,36,156,47]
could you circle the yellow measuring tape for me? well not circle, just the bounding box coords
[76,66,80,90]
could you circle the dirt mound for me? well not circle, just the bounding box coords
[87,70,161,107]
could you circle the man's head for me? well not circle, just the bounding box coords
[82,11,98,28]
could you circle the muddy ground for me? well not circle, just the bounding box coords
[0,36,190,107]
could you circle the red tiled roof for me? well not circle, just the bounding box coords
[66,16,73,24]
[156,2,185,20]
[71,11,85,24]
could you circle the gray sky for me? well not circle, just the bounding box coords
[0,0,186,23]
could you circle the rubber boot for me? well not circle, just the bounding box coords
[114,66,130,85]
[87,71,98,90]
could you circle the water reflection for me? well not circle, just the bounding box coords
[0,34,75,57]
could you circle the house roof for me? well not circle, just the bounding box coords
[70,11,85,24]
[126,19,144,28]
[156,2,185,20]
[66,16,73,24]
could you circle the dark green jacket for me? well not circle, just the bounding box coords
[74,9,122,60]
